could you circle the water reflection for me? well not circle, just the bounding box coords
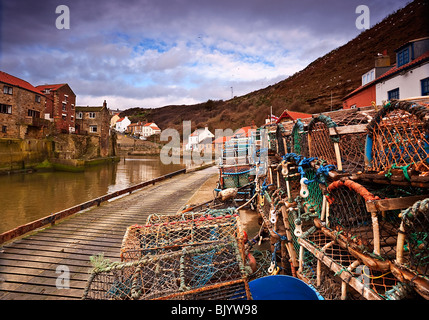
[0,155,185,234]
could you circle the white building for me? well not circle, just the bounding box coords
[375,37,429,105]
[115,116,131,133]
[142,122,161,137]
[185,127,214,151]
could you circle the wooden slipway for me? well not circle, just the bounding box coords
[0,166,218,300]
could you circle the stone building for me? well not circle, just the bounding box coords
[36,83,76,134]
[75,100,115,157]
[0,70,49,139]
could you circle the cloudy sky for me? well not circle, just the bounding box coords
[0,0,410,110]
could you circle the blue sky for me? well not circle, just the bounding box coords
[0,0,411,110]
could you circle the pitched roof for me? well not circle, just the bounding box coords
[0,70,43,95]
[276,110,312,123]
[199,137,213,144]
[75,106,105,112]
[343,50,429,100]
[233,126,256,137]
[191,128,207,136]
[36,83,67,92]
[213,135,232,144]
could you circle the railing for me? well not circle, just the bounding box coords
[0,168,187,245]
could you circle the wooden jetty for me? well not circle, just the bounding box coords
[0,165,218,300]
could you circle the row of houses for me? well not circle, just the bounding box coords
[110,115,162,138]
[0,70,111,141]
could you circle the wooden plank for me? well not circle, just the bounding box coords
[329,124,367,136]
[365,194,429,212]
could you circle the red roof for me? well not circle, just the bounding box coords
[213,135,232,144]
[36,83,67,93]
[233,126,256,137]
[0,70,43,95]
[276,110,312,123]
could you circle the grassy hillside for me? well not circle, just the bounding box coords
[120,0,428,134]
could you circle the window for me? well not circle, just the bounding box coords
[76,112,83,119]
[28,109,40,118]
[62,103,67,111]
[421,77,429,96]
[89,112,96,118]
[89,125,98,133]
[388,88,400,100]
[35,95,41,103]
[397,47,410,67]
[0,104,12,114]
[3,85,13,95]
[2,126,6,133]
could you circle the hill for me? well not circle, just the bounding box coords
[120,0,429,134]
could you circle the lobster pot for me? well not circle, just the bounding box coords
[300,166,325,218]
[325,180,402,261]
[365,100,429,176]
[120,214,245,262]
[393,198,429,299]
[83,242,251,300]
[281,154,302,201]
[146,207,236,224]
[298,226,400,300]
[146,211,205,224]
[308,115,338,167]
[334,108,375,173]
[291,119,309,157]
[308,108,375,173]
[339,132,367,173]
[278,121,295,155]
[219,165,253,189]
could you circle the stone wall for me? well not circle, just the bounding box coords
[0,138,53,171]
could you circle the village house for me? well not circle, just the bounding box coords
[342,37,429,109]
[75,100,112,157]
[141,122,161,137]
[114,116,131,133]
[185,127,214,151]
[0,70,49,139]
[127,121,144,136]
[110,113,121,128]
[36,83,76,134]
[275,110,312,124]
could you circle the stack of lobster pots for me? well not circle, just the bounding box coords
[255,99,429,300]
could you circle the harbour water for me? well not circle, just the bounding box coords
[0,155,186,234]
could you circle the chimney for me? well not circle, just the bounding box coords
[103,100,107,108]
[375,51,390,67]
